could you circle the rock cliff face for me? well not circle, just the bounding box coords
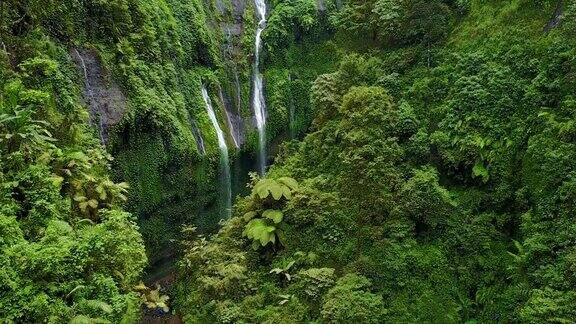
[78,0,262,273]
[217,0,250,148]
[544,0,563,32]
[64,0,282,275]
[71,48,127,144]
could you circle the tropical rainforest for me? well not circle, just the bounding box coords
[2,0,576,322]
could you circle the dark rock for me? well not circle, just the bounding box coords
[71,48,127,145]
[544,0,563,33]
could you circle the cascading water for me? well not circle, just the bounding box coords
[190,118,206,156]
[201,85,232,219]
[219,88,240,148]
[74,49,105,145]
[252,0,268,175]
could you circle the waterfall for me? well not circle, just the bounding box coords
[201,85,232,219]
[219,88,240,149]
[74,48,105,145]
[252,0,268,175]
[190,118,206,156]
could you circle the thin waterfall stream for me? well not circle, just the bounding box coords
[201,85,232,219]
[74,49,105,145]
[190,118,206,156]
[219,87,240,148]
[252,0,268,175]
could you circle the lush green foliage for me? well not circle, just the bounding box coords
[242,177,298,248]
[1,0,248,266]
[0,39,146,323]
[176,0,576,323]
[4,0,576,322]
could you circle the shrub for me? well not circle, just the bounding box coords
[321,274,385,323]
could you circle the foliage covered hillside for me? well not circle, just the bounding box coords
[0,9,147,324]
[0,0,265,279]
[0,0,230,322]
[175,0,576,322]
[3,0,576,322]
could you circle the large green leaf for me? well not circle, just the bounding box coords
[83,300,113,314]
[472,160,489,183]
[270,183,283,200]
[278,177,298,190]
[282,186,292,200]
[243,219,276,246]
[257,185,270,199]
[263,209,284,223]
[253,178,298,200]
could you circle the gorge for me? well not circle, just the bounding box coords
[201,84,231,219]
[2,0,576,323]
[252,0,269,176]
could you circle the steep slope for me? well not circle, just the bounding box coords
[0,0,276,321]
[175,0,576,322]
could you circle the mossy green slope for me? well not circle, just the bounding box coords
[176,0,576,322]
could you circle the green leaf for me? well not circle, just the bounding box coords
[243,211,258,221]
[243,219,265,238]
[84,300,113,314]
[66,285,85,299]
[270,183,283,200]
[257,185,270,199]
[472,160,489,183]
[282,186,292,200]
[243,219,277,247]
[259,231,274,246]
[278,177,298,190]
[79,202,88,212]
[87,199,98,209]
[96,186,107,200]
[117,182,130,189]
[262,209,284,223]
[285,261,296,270]
[254,179,274,199]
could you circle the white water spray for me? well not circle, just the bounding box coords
[201,85,232,219]
[219,88,240,149]
[252,0,268,175]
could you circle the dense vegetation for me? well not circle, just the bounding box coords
[0,22,146,324]
[2,0,576,322]
[176,0,576,322]
[0,0,226,321]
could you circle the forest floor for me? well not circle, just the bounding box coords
[140,248,182,324]
[141,271,182,324]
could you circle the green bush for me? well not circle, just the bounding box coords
[321,274,385,323]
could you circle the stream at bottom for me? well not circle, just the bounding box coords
[140,152,254,323]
